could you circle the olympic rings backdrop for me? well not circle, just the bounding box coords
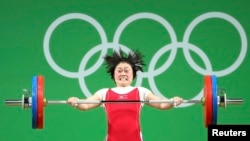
[1,0,250,141]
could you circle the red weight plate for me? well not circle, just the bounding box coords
[204,75,212,128]
[37,75,44,129]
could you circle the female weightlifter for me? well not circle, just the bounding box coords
[67,49,183,141]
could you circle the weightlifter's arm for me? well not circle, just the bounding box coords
[146,92,183,110]
[67,93,101,110]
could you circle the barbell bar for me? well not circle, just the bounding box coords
[4,75,243,129]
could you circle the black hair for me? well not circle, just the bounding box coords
[103,48,145,79]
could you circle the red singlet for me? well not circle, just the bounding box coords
[104,88,142,141]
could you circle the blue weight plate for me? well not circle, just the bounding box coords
[212,75,218,125]
[32,76,38,129]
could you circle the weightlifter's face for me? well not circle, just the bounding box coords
[114,62,133,87]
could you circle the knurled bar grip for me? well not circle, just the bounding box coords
[47,99,201,104]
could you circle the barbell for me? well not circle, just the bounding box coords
[5,75,243,129]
